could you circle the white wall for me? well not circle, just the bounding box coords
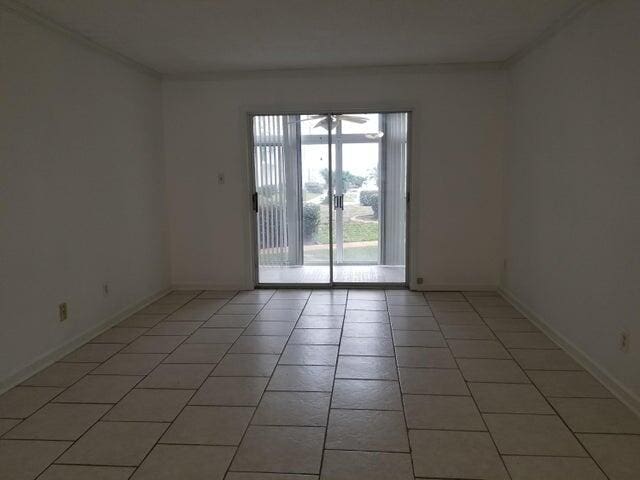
[503,0,640,404]
[0,9,170,387]
[163,68,507,290]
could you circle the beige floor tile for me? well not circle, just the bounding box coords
[404,394,485,430]
[231,425,324,474]
[349,290,386,300]
[92,327,148,344]
[430,301,474,313]
[213,354,279,377]
[146,321,202,336]
[326,409,409,452]
[495,331,557,349]
[131,444,235,480]
[190,377,267,406]
[528,371,613,398]
[550,397,640,433]
[344,310,389,323]
[332,379,402,410]
[390,316,439,330]
[395,347,457,368]
[399,367,469,395]
[38,465,135,480]
[388,305,432,316]
[59,421,167,466]
[435,311,484,325]
[296,316,343,329]
[578,433,640,480]
[265,299,308,310]
[138,363,213,389]
[244,322,295,336]
[122,335,187,353]
[425,291,466,301]
[104,388,193,421]
[0,386,63,418]
[469,382,553,414]
[467,296,509,306]
[387,295,427,305]
[0,439,71,480]
[22,362,97,387]
[335,356,397,380]
[440,324,496,340]
[138,304,180,315]
[484,413,587,456]
[231,292,273,304]
[186,328,244,343]
[253,391,330,426]
[218,304,264,315]
[53,374,141,403]
[448,339,512,359]
[342,323,391,338]
[93,353,165,375]
[164,343,230,363]
[503,456,607,480]
[161,406,253,445]
[203,314,255,328]
[307,294,347,305]
[409,430,508,479]
[226,474,317,480]
[320,450,413,480]
[458,358,529,383]
[62,343,123,363]
[476,305,523,318]
[463,291,501,297]
[392,330,446,347]
[118,314,166,328]
[4,403,109,440]
[254,310,301,322]
[289,329,341,345]
[229,336,287,354]
[273,290,312,300]
[484,317,538,332]
[302,304,346,316]
[510,348,582,370]
[280,345,338,366]
[0,419,20,436]
[198,290,238,299]
[268,366,334,392]
[339,337,395,356]
[346,299,387,311]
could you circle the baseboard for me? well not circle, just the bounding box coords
[171,282,251,291]
[499,286,640,418]
[413,284,498,292]
[0,286,171,395]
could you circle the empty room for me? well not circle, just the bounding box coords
[1,1,639,479]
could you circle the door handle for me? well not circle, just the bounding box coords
[334,194,344,210]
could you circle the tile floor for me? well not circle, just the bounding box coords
[1,289,639,479]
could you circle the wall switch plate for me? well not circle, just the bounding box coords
[217,172,225,184]
[416,277,424,285]
[59,303,68,322]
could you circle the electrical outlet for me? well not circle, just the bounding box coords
[619,330,630,353]
[416,277,424,285]
[103,283,110,296]
[59,303,68,322]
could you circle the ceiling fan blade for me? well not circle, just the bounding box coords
[288,115,326,124]
[338,115,369,124]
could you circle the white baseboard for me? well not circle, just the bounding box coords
[0,286,171,395]
[499,286,640,418]
[412,284,498,292]
[171,282,251,291]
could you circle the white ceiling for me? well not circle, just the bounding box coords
[15,0,586,74]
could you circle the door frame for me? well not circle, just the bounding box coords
[246,109,413,289]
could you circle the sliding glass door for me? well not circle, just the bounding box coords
[251,112,408,286]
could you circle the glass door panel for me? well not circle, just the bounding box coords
[253,114,332,285]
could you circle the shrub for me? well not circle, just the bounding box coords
[303,203,321,241]
[359,190,379,219]
[305,182,324,194]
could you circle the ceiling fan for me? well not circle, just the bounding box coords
[289,114,384,139]
[291,114,368,130]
